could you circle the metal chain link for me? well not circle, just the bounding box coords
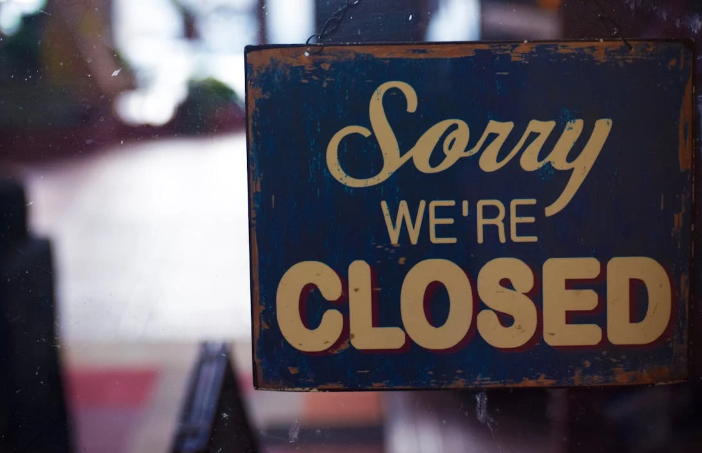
[587,0,633,50]
[306,0,362,52]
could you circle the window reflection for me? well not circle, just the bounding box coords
[1,1,701,453]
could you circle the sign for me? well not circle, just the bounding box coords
[246,41,693,390]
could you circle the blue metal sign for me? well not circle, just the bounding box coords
[246,41,693,390]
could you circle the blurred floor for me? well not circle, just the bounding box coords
[63,342,200,453]
[23,133,251,341]
[63,340,386,453]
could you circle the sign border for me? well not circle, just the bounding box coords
[245,40,695,391]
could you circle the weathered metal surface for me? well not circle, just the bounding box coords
[245,41,694,390]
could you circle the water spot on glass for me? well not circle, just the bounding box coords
[288,420,301,443]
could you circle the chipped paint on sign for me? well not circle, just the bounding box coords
[246,41,694,390]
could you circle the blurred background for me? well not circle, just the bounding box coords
[1,1,702,452]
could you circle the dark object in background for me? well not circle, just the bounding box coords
[172,343,258,453]
[385,389,556,453]
[0,179,72,452]
[316,0,429,42]
[174,79,246,136]
[0,4,136,162]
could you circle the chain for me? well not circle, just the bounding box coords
[306,0,362,52]
[305,0,632,53]
[587,0,633,50]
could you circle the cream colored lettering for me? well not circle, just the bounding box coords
[349,261,406,350]
[477,258,537,349]
[401,259,473,350]
[520,119,613,217]
[429,200,457,244]
[477,199,506,244]
[276,256,674,352]
[381,200,425,245]
[276,261,344,353]
[327,81,612,216]
[481,120,555,171]
[607,257,671,345]
[510,199,538,243]
[465,120,514,160]
[520,120,582,171]
[543,258,602,347]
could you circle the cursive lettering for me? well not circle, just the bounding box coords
[326,81,612,217]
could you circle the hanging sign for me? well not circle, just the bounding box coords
[246,41,693,390]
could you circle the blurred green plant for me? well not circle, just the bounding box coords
[177,78,241,135]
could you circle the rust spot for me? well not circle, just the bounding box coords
[248,180,263,386]
[669,58,677,68]
[573,368,582,386]
[246,41,657,82]
[329,337,352,354]
[612,365,675,384]
[673,195,687,234]
[288,367,299,375]
[514,374,558,387]
[318,382,347,390]
[398,257,406,265]
[510,43,538,62]
[678,58,693,172]
[246,83,269,144]
[551,41,647,63]
[681,273,689,305]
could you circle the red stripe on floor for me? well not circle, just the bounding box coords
[66,368,159,409]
